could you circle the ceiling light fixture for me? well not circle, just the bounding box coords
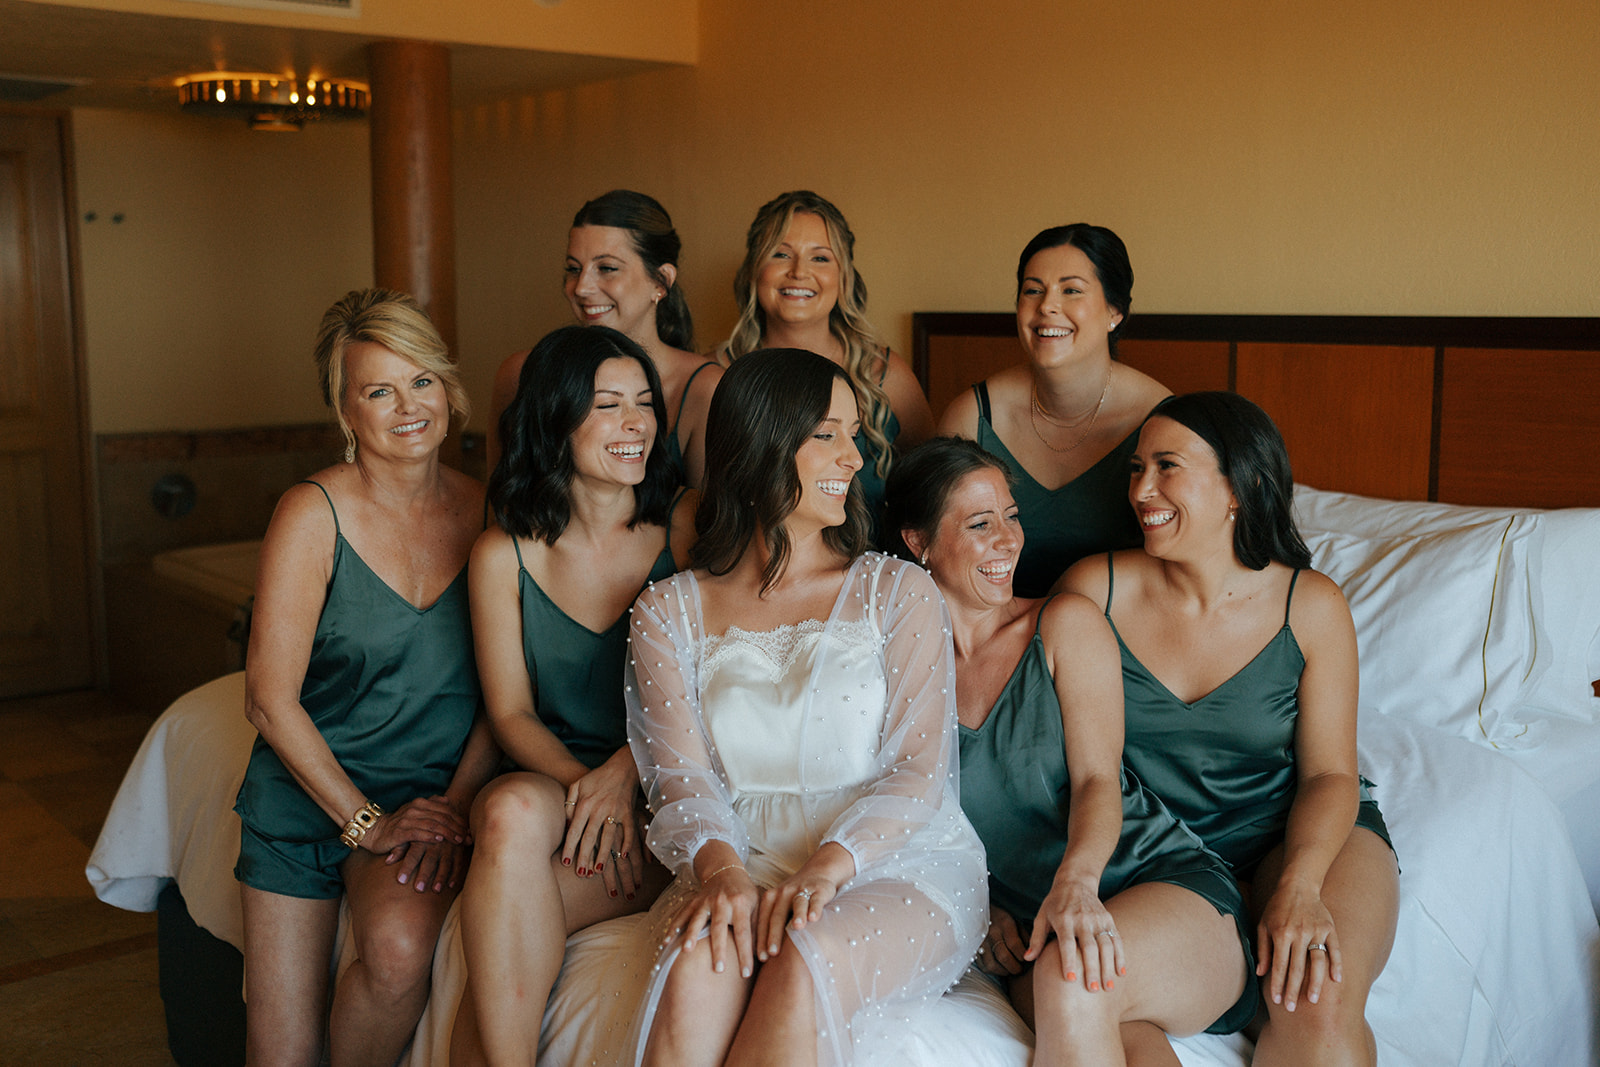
[176,72,368,131]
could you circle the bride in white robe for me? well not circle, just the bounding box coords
[623,348,987,1066]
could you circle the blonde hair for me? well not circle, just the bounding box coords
[725,191,894,478]
[313,288,469,460]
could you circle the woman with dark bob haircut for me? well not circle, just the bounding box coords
[887,435,1255,1063]
[451,325,694,1064]
[1060,392,1399,1066]
[490,190,721,487]
[623,350,986,1066]
[939,224,1170,597]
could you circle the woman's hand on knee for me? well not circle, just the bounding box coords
[667,865,759,979]
[1026,874,1124,993]
[975,907,1028,977]
[757,843,854,962]
[1256,878,1341,1012]
[563,750,645,896]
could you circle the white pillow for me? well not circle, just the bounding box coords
[1302,520,1539,746]
[1294,485,1600,729]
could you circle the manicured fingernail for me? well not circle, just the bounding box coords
[1088,981,1099,991]
[1066,971,1076,981]
[610,890,618,898]
[596,862,604,871]
[1118,965,1126,976]
[742,967,751,978]
[563,857,571,866]
[1309,993,1319,1004]
[1105,980,1114,990]
[621,851,629,858]
[715,961,725,973]
[398,873,408,884]
[626,893,635,901]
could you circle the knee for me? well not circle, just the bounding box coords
[356,912,441,995]
[756,942,813,1002]
[472,775,565,856]
[1262,977,1367,1050]
[1030,942,1120,1034]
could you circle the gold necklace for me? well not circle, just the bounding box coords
[1028,368,1111,453]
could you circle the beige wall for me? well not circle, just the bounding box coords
[71,0,1600,433]
[453,0,1600,432]
[75,108,371,433]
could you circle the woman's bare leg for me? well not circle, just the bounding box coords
[642,938,753,1067]
[328,849,457,1067]
[240,886,340,1067]
[1014,882,1248,1067]
[1250,829,1399,1067]
[451,773,667,1067]
[724,945,817,1067]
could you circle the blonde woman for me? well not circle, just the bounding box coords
[236,289,499,1067]
[723,190,933,539]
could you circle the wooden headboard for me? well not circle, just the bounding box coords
[912,314,1600,509]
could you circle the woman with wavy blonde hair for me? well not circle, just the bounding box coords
[722,191,932,541]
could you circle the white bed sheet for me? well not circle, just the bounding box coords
[89,674,1599,1065]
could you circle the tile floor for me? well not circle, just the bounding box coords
[0,687,177,1065]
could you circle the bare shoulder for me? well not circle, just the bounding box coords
[1113,362,1173,414]
[936,385,979,437]
[470,522,517,573]
[1287,568,1355,639]
[266,476,339,542]
[1054,549,1121,607]
[1039,590,1111,641]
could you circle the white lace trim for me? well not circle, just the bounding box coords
[701,618,876,680]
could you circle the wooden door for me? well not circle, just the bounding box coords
[0,111,94,696]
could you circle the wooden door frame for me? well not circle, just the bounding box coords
[1,105,102,690]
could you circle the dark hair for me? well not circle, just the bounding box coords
[883,436,1013,563]
[691,348,869,594]
[1146,392,1311,571]
[572,190,695,351]
[1015,224,1133,357]
[491,325,675,543]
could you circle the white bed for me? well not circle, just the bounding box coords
[89,485,1600,1065]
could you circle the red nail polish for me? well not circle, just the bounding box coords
[563,857,572,867]
[610,890,618,898]
[596,862,604,872]
[627,893,635,901]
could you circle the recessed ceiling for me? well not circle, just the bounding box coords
[0,0,666,113]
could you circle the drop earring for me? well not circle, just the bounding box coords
[344,441,356,464]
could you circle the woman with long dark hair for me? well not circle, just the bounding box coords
[624,349,984,1066]
[939,224,1169,596]
[1060,393,1399,1065]
[491,190,720,486]
[451,325,695,1065]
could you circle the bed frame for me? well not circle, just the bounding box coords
[911,313,1600,510]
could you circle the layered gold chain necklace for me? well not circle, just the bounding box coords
[1028,367,1112,453]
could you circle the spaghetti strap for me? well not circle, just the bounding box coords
[974,381,993,423]
[1034,593,1059,635]
[298,480,339,537]
[1284,568,1302,626]
[663,487,689,557]
[672,361,718,437]
[511,534,527,574]
[1103,551,1116,615]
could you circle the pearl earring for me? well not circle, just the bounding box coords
[920,552,929,567]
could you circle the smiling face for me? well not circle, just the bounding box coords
[790,376,863,534]
[563,225,668,345]
[755,211,841,332]
[340,340,449,462]
[1130,415,1238,561]
[920,467,1023,610]
[1015,242,1124,369]
[569,356,657,487]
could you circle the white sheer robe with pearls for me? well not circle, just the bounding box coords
[625,553,987,1065]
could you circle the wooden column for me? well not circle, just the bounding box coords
[366,40,456,355]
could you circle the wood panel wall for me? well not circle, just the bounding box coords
[912,313,1600,508]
